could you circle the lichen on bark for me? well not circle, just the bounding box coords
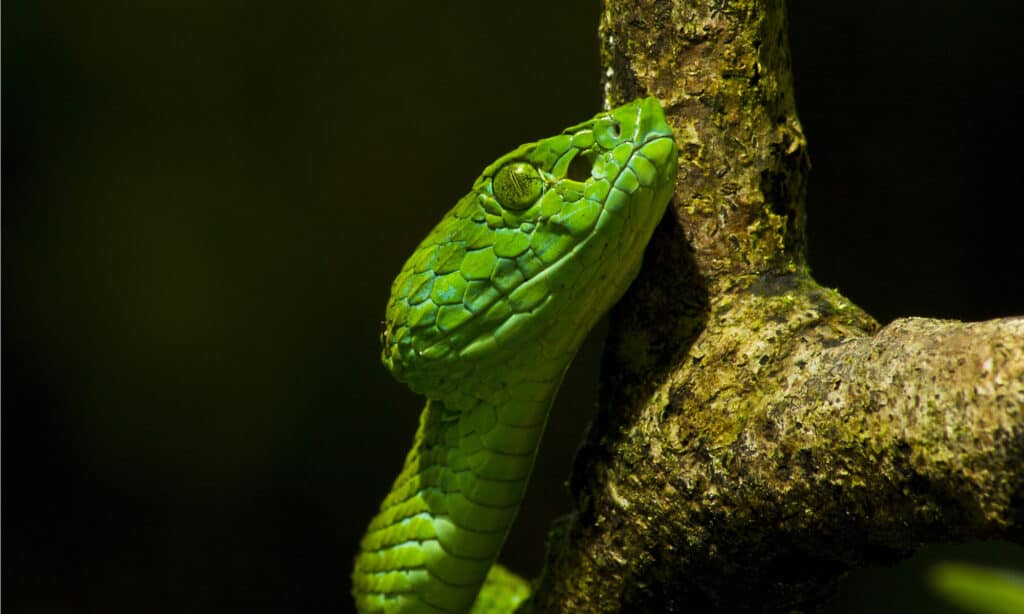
[529,1,1024,612]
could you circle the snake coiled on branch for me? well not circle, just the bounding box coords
[352,97,678,613]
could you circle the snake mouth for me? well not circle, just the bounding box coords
[389,137,676,377]
[382,99,677,391]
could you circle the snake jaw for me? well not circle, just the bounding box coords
[381,97,677,402]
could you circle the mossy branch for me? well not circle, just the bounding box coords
[530,0,1024,612]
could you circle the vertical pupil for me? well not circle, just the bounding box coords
[493,162,541,211]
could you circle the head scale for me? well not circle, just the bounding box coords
[382,97,677,400]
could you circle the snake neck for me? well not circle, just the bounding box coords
[352,388,557,613]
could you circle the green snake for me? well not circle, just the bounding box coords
[352,97,678,613]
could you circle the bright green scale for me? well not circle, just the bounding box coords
[352,98,678,613]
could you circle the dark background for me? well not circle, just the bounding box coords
[5,2,1023,612]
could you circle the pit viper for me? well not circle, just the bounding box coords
[352,97,678,613]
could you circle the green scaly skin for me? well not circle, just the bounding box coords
[352,97,678,613]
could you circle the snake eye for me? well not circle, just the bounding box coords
[492,161,543,211]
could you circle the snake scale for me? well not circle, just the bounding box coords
[352,97,678,613]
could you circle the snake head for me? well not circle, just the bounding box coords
[382,97,677,401]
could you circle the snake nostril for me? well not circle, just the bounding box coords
[609,121,621,139]
[566,153,593,182]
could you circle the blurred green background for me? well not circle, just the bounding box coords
[5,2,1023,612]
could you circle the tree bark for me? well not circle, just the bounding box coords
[531,1,1024,612]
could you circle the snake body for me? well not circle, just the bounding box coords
[352,97,678,613]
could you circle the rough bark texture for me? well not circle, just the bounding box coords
[531,0,1024,612]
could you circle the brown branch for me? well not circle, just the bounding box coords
[529,0,1024,612]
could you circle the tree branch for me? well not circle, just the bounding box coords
[531,0,1024,612]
